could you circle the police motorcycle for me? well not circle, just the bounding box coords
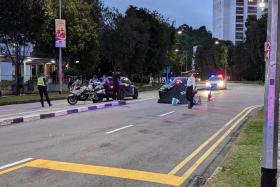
[67,79,106,105]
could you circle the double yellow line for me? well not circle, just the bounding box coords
[0,106,260,186]
[168,105,260,185]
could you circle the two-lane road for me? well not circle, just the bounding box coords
[0,83,263,186]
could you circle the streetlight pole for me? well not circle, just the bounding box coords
[261,0,280,186]
[58,0,63,94]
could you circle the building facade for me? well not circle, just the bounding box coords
[213,0,264,44]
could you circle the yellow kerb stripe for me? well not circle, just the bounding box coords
[25,159,182,186]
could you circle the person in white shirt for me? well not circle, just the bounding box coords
[186,72,196,109]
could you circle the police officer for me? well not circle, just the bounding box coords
[37,74,51,107]
[186,71,196,109]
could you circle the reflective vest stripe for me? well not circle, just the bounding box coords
[37,77,45,86]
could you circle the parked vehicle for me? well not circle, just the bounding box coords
[67,83,105,105]
[106,77,138,100]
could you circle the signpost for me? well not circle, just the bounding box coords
[55,19,66,48]
[261,0,280,186]
[55,0,65,94]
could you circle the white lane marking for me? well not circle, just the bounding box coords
[0,158,33,170]
[106,125,134,134]
[159,111,175,117]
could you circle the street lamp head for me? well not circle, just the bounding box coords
[175,49,179,52]
[75,60,80,64]
[258,1,266,9]
[215,41,220,45]
[177,30,183,35]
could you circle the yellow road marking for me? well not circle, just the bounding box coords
[25,159,182,186]
[0,164,26,175]
[0,106,259,187]
[178,107,257,185]
[168,106,252,175]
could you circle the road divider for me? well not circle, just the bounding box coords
[0,101,126,127]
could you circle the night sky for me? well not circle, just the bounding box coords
[102,0,213,31]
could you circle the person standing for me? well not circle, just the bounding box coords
[112,69,121,100]
[37,74,51,107]
[186,72,196,109]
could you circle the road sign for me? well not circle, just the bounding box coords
[55,19,66,48]
[265,42,271,61]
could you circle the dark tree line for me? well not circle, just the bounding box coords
[0,0,268,90]
[231,14,267,81]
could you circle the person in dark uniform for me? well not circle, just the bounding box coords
[37,74,51,107]
[112,70,121,100]
[186,72,196,109]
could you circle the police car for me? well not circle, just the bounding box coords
[205,75,227,90]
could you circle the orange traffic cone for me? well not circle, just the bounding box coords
[207,92,212,102]
[198,95,202,104]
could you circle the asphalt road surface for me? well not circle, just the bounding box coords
[0,83,264,187]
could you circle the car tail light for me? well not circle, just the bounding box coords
[175,80,182,85]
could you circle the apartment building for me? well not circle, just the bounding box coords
[213,0,264,44]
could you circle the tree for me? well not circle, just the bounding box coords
[230,14,267,81]
[0,0,48,94]
[100,6,175,83]
[33,0,101,78]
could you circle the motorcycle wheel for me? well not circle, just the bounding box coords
[67,95,78,105]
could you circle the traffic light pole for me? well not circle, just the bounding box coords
[261,0,280,186]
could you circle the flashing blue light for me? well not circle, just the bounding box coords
[210,75,216,78]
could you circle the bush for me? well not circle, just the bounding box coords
[64,67,80,76]
[0,80,16,87]
[130,74,150,84]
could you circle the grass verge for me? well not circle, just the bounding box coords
[207,109,263,187]
[0,92,69,106]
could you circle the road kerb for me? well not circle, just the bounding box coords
[0,101,127,127]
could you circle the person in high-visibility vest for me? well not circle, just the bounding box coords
[37,74,51,107]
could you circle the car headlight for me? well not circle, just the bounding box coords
[217,81,225,87]
[206,82,211,87]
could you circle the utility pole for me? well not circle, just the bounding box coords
[261,0,280,186]
[58,0,63,93]
[192,46,197,71]
[185,51,188,72]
